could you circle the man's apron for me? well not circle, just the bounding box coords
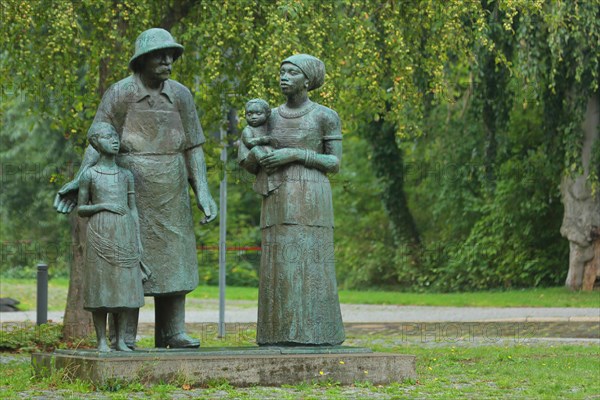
[117,96,199,296]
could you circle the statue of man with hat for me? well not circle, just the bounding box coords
[54,28,217,349]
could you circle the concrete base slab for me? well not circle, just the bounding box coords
[32,347,416,387]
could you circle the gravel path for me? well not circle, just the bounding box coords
[2,303,598,324]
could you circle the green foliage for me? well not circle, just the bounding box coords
[2,1,154,147]
[400,90,568,291]
[332,134,396,288]
[1,0,597,291]
[513,0,599,178]
[0,323,63,352]
[0,100,73,277]
[443,147,567,290]
[379,0,597,291]
[193,159,262,287]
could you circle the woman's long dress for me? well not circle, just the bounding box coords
[83,167,145,311]
[256,104,345,346]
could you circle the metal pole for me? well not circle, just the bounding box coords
[36,263,48,325]
[218,127,228,338]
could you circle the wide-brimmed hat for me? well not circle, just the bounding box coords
[129,28,184,71]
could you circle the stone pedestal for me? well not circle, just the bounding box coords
[32,347,416,387]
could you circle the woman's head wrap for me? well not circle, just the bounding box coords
[281,54,325,91]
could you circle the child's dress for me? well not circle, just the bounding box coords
[83,166,145,311]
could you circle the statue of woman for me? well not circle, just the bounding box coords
[239,54,345,346]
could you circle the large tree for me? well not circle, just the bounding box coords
[2,0,489,300]
[2,2,596,342]
[512,1,600,290]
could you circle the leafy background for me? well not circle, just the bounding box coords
[1,0,598,291]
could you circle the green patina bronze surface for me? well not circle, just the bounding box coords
[77,122,145,352]
[55,28,217,349]
[239,54,345,346]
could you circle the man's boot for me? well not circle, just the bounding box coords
[154,294,199,348]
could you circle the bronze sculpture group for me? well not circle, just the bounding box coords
[55,28,344,351]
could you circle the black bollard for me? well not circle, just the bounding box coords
[36,263,48,325]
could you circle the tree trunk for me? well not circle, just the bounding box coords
[62,38,110,344]
[159,0,201,30]
[560,93,600,290]
[363,118,422,273]
[62,1,134,341]
[479,0,512,191]
[62,213,93,340]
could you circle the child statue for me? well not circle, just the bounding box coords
[77,122,146,352]
[241,98,282,196]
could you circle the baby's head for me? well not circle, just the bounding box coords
[245,99,270,127]
[87,122,120,154]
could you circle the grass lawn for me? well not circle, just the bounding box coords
[1,278,598,311]
[0,324,598,399]
[192,285,600,307]
[337,287,600,308]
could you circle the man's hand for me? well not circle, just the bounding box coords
[53,180,79,214]
[197,195,218,224]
